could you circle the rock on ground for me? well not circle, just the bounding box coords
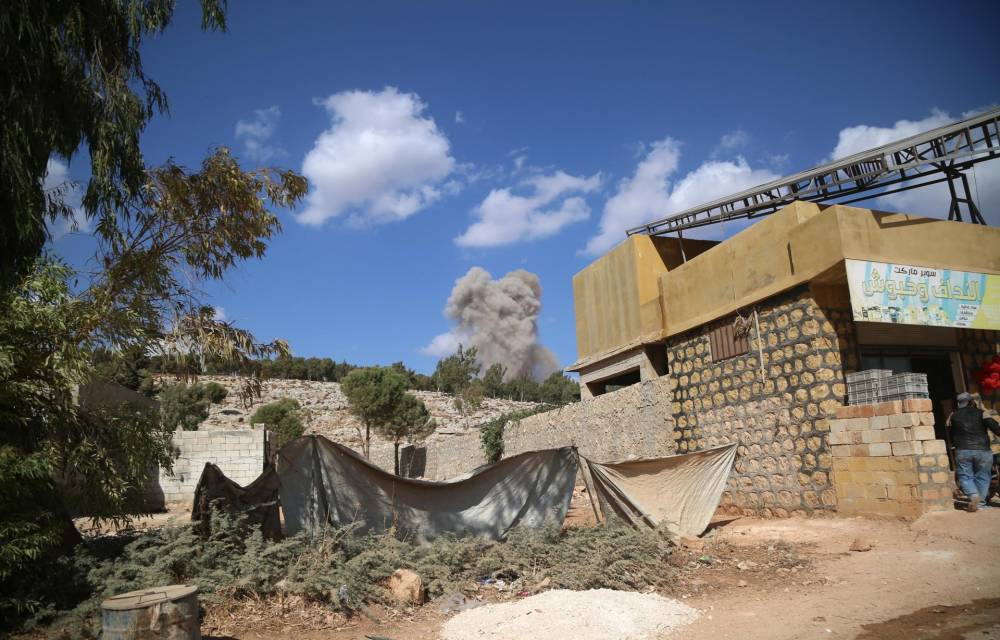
[387,569,424,605]
[440,589,698,640]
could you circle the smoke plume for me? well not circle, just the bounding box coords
[435,267,560,380]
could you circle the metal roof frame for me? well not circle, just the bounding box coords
[627,108,1000,238]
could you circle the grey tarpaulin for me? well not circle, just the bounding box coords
[191,462,283,540]
[277,435,578,542]
[584,443,738,538]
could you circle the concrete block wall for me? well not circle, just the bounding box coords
[149,427,269,507]
[830,399,954,517]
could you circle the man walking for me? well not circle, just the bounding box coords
[949,392,1000,512]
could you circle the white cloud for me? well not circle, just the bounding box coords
[455,170,601,247]
[44,158,89,240]
[829,109,1000,225]
[454,110,465,124]
[297,87,456,227]
[829,109,953,161]
[235,106,284,163]
[584,138,780,255]
[764,152,790,171]
[713,129,749,157]
[213,307,227,322]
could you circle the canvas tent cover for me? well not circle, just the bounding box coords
[191,462,282,540]
[190,436,737,542]
[585,443,737,538]
[277,436,578,542]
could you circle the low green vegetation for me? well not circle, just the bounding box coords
[91,347,159,398]
[203,381,229,404]
[249,398,305,446]
[127,346,581,406]
[434,345,581,404]
[480,406,556,463]
[158,383,212,431]
[151,353,363,382]
[16,511,677,638]
[157,381,228,431]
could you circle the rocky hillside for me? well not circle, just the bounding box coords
[183,375,542,450]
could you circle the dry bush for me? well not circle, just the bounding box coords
[30,512,677,637]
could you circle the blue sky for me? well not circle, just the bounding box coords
[52,0,1000,375]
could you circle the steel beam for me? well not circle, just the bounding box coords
[627,108,1000,237]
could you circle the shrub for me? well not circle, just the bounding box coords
[203,381,228,404]
[25,511,680,637]
[538,372,581,405]
[479,406,553,463]
[159,383,210,431]
[250,398,303,446]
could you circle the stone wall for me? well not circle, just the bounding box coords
[149,428,270,507]
[366,432,487,481]
[665,286,856,516]
[829,399,953,516]
[421,430,487,480]
[504,376,675,462]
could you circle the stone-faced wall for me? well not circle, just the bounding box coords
[665,285,857,516]
[504,376,675,462]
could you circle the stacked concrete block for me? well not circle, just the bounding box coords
[828,399,942,458]
[148,427,270,508]
[830,398,954,517]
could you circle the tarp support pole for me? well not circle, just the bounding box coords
[578,453,603,524]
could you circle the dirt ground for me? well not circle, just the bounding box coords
[204,507,1000,640]
[680,510,1000,640]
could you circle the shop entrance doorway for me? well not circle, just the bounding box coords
[860,349,960,443]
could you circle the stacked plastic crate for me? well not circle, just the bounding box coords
[846,369,891,406]
[882,372,930,401]
[846,369,929,405]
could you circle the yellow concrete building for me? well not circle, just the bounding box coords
[568,202,1000,517]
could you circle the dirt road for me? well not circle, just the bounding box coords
[683,510,1000,639]
[214,509,1000,640]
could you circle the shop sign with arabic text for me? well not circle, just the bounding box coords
[846,259,1000,330]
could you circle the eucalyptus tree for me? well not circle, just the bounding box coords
[0,1,317,620]
[0,0,228,288]
[0,150,306,617]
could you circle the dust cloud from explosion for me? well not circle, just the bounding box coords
[443,267,560,381]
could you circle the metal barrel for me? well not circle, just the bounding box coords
[101,584,200,640]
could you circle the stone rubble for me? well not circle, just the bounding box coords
[166,374,541,451]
